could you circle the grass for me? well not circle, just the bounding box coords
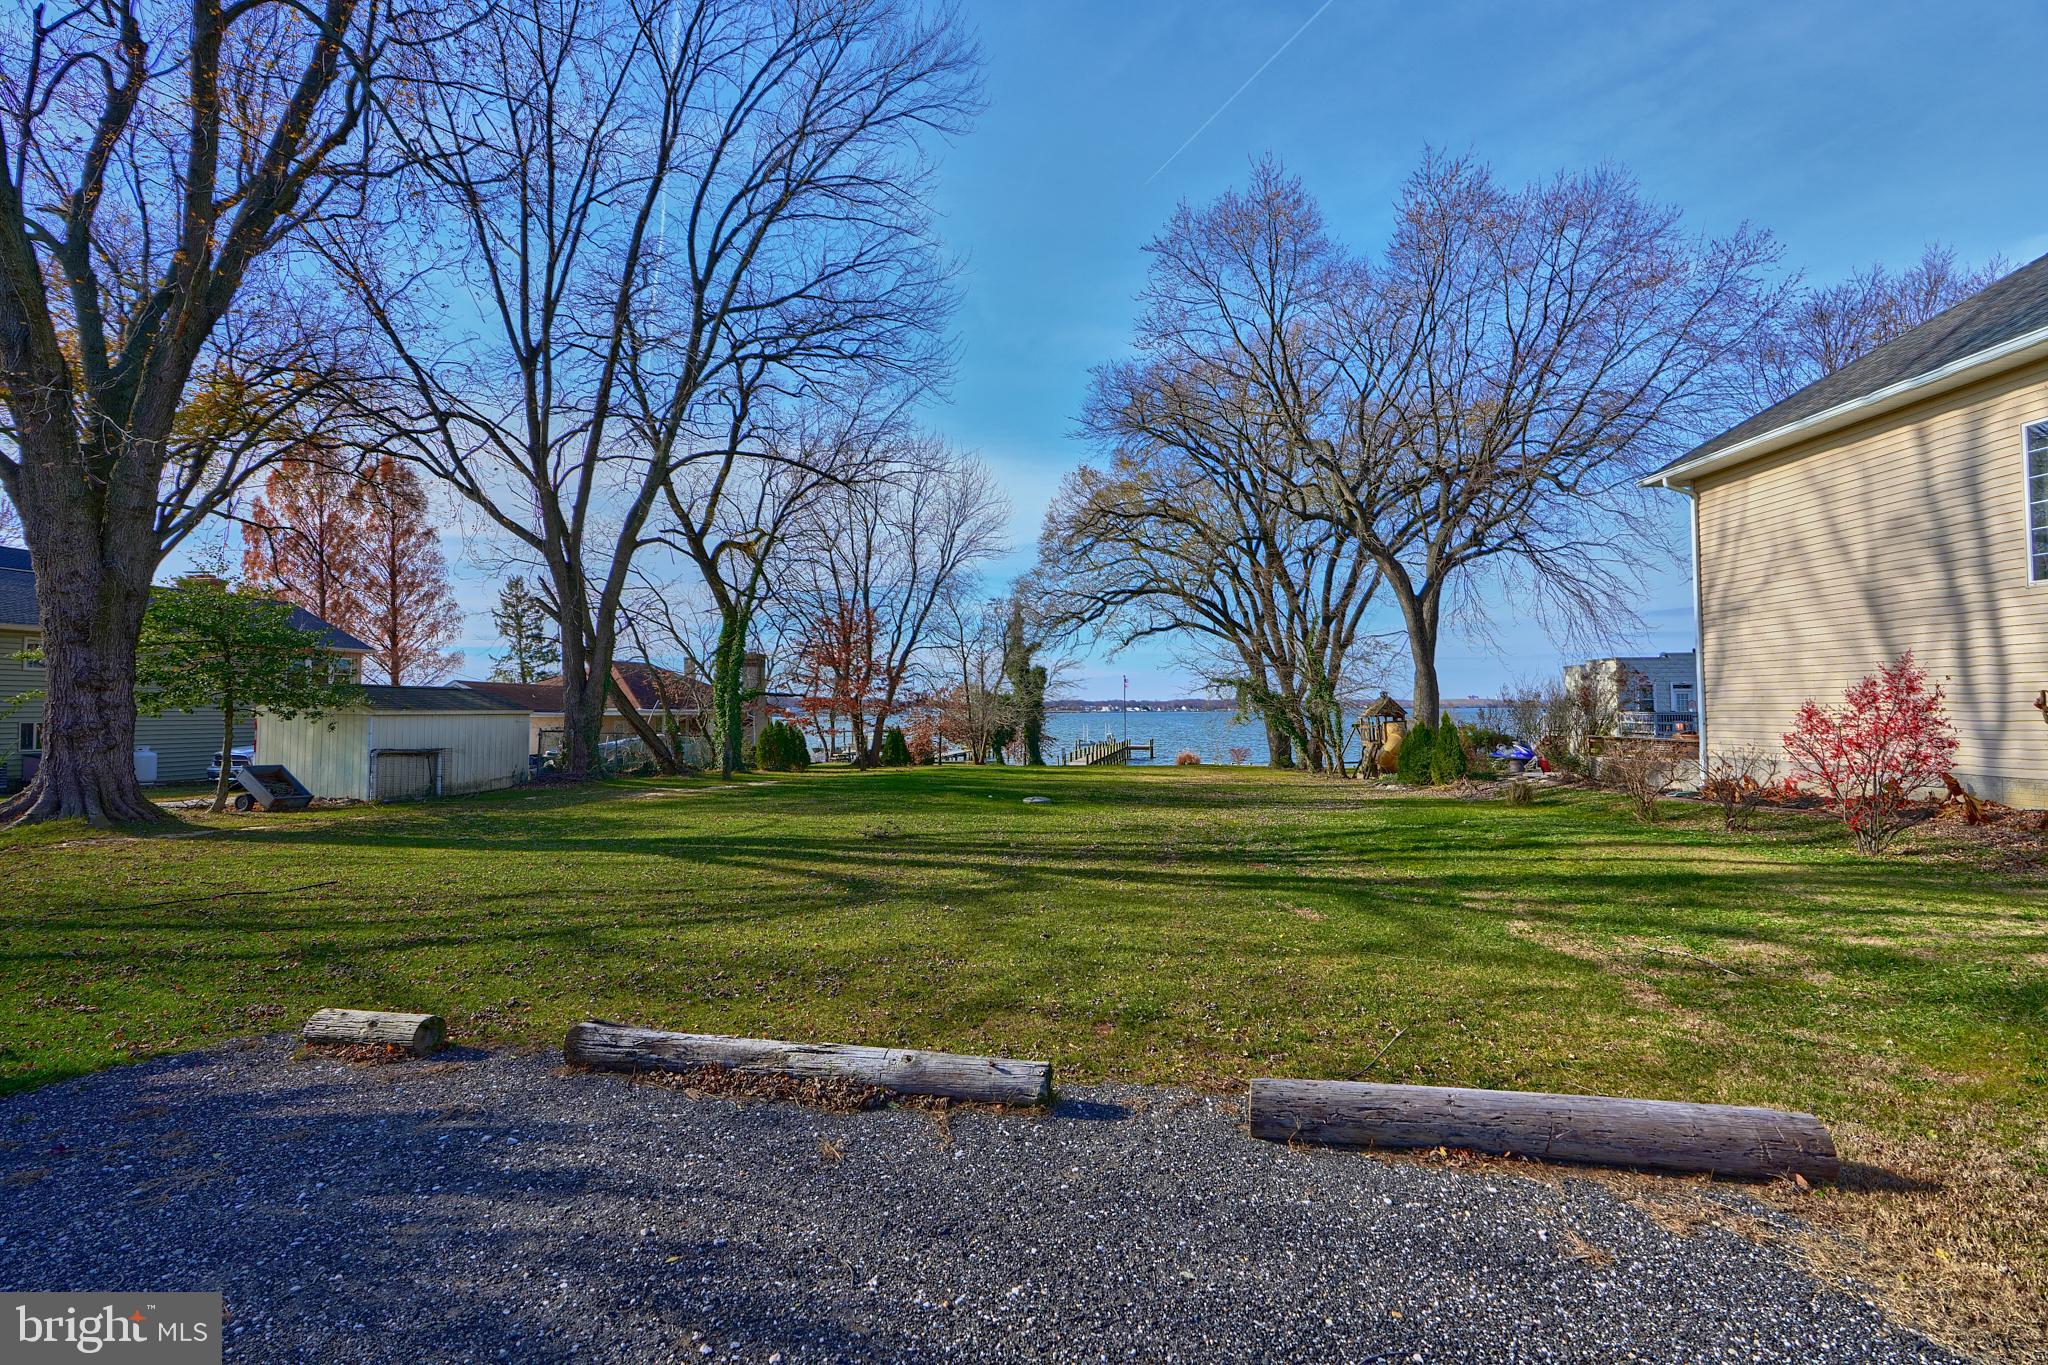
[3,766,2044,1357]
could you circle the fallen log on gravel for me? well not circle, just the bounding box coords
[1249,1079,1838,1182]
[564,1021,1052,1106]
[302,1009,446,1056]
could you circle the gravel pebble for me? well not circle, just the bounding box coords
[0,1041,1962,1363]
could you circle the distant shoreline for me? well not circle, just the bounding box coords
[1049,698,1502,714]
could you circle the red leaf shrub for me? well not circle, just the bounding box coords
[1781,653,1957,853]
[904,712,943,765]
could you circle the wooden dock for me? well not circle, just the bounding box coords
[1061,737,1154,766]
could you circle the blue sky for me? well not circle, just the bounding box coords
[916,0,2048,699]
[156,1,2044,696]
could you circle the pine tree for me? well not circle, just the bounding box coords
[355,458,464,685]
[1396,721,1436,785]
[490,577,560,683]
[880,727,912,766]
[1001,601,1047,765]
[1431,711,1471,784]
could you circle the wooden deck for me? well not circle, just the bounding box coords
[1061,738,1154,766]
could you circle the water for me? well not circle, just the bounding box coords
[1047,706,1491,766]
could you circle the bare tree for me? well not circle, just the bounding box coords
[1039,448,1381,772]
[1752,245,2007,403]
[0,0,406,822]
[778,445,1005,766]
[0,490,18,546]
[327,0,977,779]
[926,592,1012,763]
[1045,168,1386,772]
[648,395,898,776]
[1294,154,1782,723]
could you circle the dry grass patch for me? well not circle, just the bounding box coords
[1375,1103,2045,1362]
[1764,1121,2048,1365]
[295,1041,417,1067]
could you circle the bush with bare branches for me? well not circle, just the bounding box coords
[1602,743,1681,822]
[1701,748,1782,832]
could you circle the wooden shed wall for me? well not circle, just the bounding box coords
[256,713,372,800]
[367,712,529,796]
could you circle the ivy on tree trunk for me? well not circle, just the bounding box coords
[711,607,752,779]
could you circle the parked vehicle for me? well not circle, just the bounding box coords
[207,746,256,782]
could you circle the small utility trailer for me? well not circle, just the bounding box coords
[232,764,314,813]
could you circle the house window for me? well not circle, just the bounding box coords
[1671,682,1695,714]
[2031,421,2048,581]
[18,722,42,754]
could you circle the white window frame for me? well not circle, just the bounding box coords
[2027,418,2048,584]
[1671,682,1695,714]
[18,722,43,754]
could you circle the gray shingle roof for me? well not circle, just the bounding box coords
[0,546,372,649]
[0,547,33,628]
[451,661,710,715]
[1663,251,2048,474]
[451,679,562,710]
[361,685,527,713]
[285,606,372,654]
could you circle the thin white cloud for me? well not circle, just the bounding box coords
[1144,0,1337,185]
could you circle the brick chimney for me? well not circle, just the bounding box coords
[741,651,767,747]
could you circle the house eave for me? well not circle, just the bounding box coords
[1644,323,2048,490]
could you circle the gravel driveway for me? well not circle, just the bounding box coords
[0,1042,1960,1363]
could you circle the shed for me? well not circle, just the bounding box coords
[256,686,531,802]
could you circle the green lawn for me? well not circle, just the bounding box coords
[4,766,2044,1353]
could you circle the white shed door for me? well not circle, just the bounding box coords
[373,751,439,802]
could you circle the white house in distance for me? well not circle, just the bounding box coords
[1562,651,1698,738]
[1647,252,2048,807]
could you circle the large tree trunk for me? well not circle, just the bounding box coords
[1390,575,1443,729]
[547,556,612,780]
[558,652,607,780]
[1267,720,1295,770]
[0,536,160,826]
[1408,636,1440,729]
[711,606,749,779]
[862,676,904,768]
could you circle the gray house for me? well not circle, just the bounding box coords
[1562,650,1699,738]
[1,546,371,788]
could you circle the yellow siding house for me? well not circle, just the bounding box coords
[1649,254,2048,807]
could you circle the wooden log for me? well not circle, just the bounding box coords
[1248,1079,1838,1182]
[564,1021,1052,1106]
[302,1008,446,1056]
